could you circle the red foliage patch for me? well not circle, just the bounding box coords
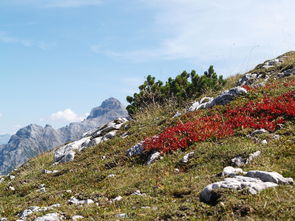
[144,90,295,153]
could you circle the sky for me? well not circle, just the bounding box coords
[0,0,295,134]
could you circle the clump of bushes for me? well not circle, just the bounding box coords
[126,66,226,115]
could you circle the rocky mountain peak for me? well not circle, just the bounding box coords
[87,97,127,120]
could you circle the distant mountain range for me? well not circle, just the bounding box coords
[0,134,11,145]
[0,97,128,175]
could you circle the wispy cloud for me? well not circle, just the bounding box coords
[4,0,104,8]
[50,109,88,123]
[0,32,56,50]
[94,0,295,75]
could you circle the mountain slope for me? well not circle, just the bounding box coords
[0,98,128,175]
[0,52,294,220]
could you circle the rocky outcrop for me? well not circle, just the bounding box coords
[200,168,294,204]
[188,87,247,112]
[0,98,128,175]
[126,142,144,157]
[54,118,128,163]
[18,204,60,220]
[34,213,61,221]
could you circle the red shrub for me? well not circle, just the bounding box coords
[143,90,295,154]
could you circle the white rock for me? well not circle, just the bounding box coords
[107,174,115,178]
[9,175,15,180]
[0,177,5,183]
[131,190,146,196]
[251,129,269,136]
[113,196,123,202]
[172,111,182,118]
[0,218,7,221]
[188,101,200,112]
[126,142,144,157]
[18,204,60,220]
[200,176,277,203]
[248,151,261,162]
[54,137,91,163]
[263,58,281,69]
[180,152,195,163]
[273,135,280,140]
[34,213,60,221]
[68,197,94,205]
[116,214,127,218]
[231,151,261,167]
[146,152,161,165]
[261,140,268,145]
[246,171,294,185]
[222,166,244,177]
[42,169,59,174]
[9,186,15,191]
[188,87,247,112]
[72,215,84,221]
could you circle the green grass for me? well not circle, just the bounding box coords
[0,53,294,220]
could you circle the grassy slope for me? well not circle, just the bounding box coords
[0,52,295,220]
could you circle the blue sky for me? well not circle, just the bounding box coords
[1,0,295,134]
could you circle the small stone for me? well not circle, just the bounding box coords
[146,152,161,165]
[251,129,268,136]
[131,190,146,196]
[261,140,268,145]
[173,112,182,118]
[9,186,15,191]
[222,166,244,177]
[180,152,195,163]
[9,175,15,180]
[39,187,46,193]
[126,142,144,157]
[68,197,94,205]
[72,215,84,221]
[107,174,115,178]
[115,214,127,218]
[113,196,123,202]
[273,135,280,140]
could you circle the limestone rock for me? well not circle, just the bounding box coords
[34,213,61,221]
[113,196,123,202]
[18,205,61,220]
[68,197,94,205]
[246,171,294,185]
[180,152,195,163]
[200,176,278,203]
[222,166,245,177]
[231,151,261,167]
[146,152,161,165]
[54,118,128,163]
[188,87,247,112]
[251,129,268,136]
[116,214,127,218]
[126,142,144,157]
[72,216,84,221]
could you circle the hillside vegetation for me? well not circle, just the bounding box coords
[0,52,295,220]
